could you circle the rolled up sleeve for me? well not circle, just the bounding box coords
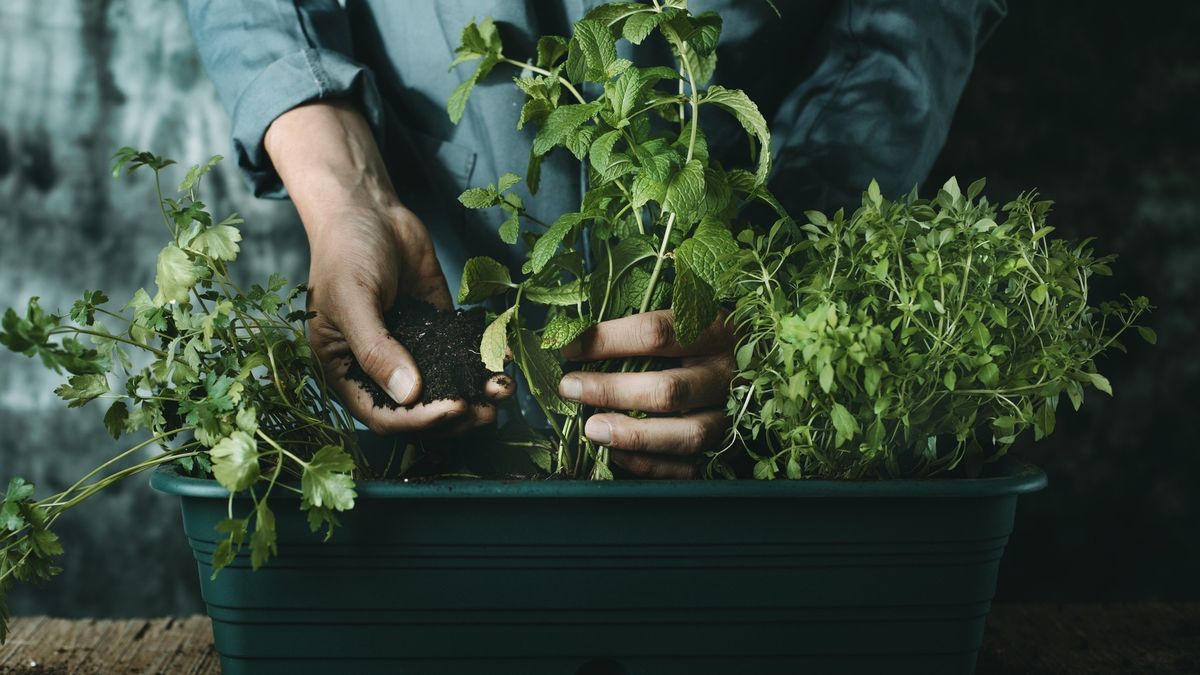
[769,0,1007,213]
[184,0,384,198]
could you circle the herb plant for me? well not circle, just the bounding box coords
[0,151,364,641]
[722,178,1155,480]
[448,0,783,478]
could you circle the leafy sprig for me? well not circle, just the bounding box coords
[722,178,1154,480]
[448,0,783,478]
[0,151,365,642]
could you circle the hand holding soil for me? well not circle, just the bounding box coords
[265,101,512,435]
[558,310,736,479]
[303,204,512,435]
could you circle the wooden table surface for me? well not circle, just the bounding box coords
[1,603,1197,674]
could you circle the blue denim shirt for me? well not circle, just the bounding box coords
[185,0,1004,294]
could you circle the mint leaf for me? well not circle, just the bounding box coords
[536,35,569,69]
[498,211,520,245]
[572,19,617,81]
[623,10,671,44]
[458,256,513,304]
[481,306,515,372]
[447,18,503,123]
[701,86,771,183]
[664,158,705,220]
[516,328,576,416]
[301,445,357,511]
[525,279,586,306]
[530,212,586,273]
[532,102,602,156]
[540,315,593,349]
[674,218,738,290]
[671,258,717,345]
[497,172,521,193]
[458,186,498,208]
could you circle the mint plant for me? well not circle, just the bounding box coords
[448,1,783,479]
[722,178,1155,480]
[0,151,364,642]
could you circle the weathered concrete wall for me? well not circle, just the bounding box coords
[0,0,305,616]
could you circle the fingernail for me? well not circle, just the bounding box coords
[387,368,417,405]
[586,417,612,445]
[559,375,582,401]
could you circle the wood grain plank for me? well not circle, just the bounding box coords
[1,604,1197,674]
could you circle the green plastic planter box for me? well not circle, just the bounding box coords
[151,462,1045,675]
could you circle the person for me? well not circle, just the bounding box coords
[184,0,1005,478]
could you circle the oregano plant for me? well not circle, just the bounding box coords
[448,0,784,479]
[721,178,1155,480]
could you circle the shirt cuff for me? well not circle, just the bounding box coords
[230,47,384,199]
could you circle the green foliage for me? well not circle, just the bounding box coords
[449,1,780,478]
[722,178,1154,479]
[0,152,364,642]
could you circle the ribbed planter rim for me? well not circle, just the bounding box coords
[151,461,1047,500]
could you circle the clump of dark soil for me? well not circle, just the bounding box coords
[346,297,492,408]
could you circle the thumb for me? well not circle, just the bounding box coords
[341,296,422,406]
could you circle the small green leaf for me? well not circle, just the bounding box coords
[943,370,957,391]
[516,328,576,415]
[572,19,618,81]
[177,155,222,193]
[53,373,108,408]
[700,86,771,182]
[498,211,520,245]
[1079,371,1113,396]
[1137,326,1157,345]
[480,307,515,372]
[819,363,834,393]
[530,212,586,273]
[153,244,201,306]
[525,279,586,306]
[674,218,738,290]
[623,10,669,44]
[1030,283,1048,305]
[301,445,357,511]
[866,179,882,207]
[753,458,776,480]
[497,172,521,193]
[210,431,260,493]
[249,501,277,570]
[664,159,705,220]
[541,315,593,349]
[672,258,717,345]
[458,186,498,208]
[830,402,860,441]
[458,256,513,304]
[103,401,128,439]
[532,102,602,156]
[189,224,242,261]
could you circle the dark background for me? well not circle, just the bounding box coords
[930,1,1199,601]
[0,1,1195,617]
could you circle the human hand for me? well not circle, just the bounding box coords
[267,101,511,435]
[557,310,735,478]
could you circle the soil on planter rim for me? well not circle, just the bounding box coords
[345,297,492,408]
